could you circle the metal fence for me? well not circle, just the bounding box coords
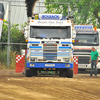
[0,0,46,67]
[0,0,70,67]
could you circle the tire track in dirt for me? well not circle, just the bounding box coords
[0,83,57,100]
[0,73,100,100]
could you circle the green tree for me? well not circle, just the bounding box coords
[0,20,27,52]
[75,0,100,26]
[44,0,100,27]
[44,0,69,16]
[0,20,8,51]
[10,23,27,52]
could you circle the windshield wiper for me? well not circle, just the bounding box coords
[50,37,61,39]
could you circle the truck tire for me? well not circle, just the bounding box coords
[25,68,33,77]
[98,69,100,74]
[59,68,67,77]
[66,69,73,78]
[33,68,37,76]
[25,56,33,77]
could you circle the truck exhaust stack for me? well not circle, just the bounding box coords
[25,0,38,17]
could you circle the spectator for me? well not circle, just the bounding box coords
[89,47,99,76]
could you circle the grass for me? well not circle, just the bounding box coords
[0,49,19,70]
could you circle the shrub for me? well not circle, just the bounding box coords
[0,48,19,69]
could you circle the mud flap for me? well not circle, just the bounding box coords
[73,56,78,74]
[16,55,25,73]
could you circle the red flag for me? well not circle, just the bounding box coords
[0,3,4,40]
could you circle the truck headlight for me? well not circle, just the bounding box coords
[32,44,38,46]
[43,57,46,61]
[30,64,35,67]
[63,58,69,62]
[65,64,70,67]
[30,58,35,61]
[58,59,61,62]
[54,57,57,60]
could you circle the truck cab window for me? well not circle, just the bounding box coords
[73,32,99,46]
[30,26,71,39]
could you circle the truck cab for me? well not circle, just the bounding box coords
[73,25,100,71]
[24,14,76,77]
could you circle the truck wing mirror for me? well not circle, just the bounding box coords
[72,30,76,39]
[24,26,28,39]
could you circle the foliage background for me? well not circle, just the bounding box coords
[0,20,27,69]
[0,0,100,69]
[44,0,100,28]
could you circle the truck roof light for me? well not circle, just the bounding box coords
[67,21,69,23]
[71,58,73,61]
[31,20,34,22]
[44,44,46,46]
[72,40,75,43]
[26,39,28,42]
[94,27,97,31]
[27,58,29,60]
[54,44,57,46]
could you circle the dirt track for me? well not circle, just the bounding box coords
[0,70,100,100]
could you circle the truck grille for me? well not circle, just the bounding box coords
[78,56,90,64]
[73,49,91,64]
[43,45,57,60]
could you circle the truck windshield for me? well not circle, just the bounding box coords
[73,33,99,46]
[30,26,71,39]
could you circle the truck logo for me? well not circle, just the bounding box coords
[42,41,59,44]
[41,15,59,20]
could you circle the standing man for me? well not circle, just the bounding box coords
[89,47,99,76]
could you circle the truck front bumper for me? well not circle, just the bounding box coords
[27,62,73,68]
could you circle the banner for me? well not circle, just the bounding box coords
[0,3,4,40]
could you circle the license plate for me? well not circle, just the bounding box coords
[79,40,87,43]
[78,64,87,68]
[45,64,55,67]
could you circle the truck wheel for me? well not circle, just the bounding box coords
[66,69,73,78]
[98,69,100,74]
[59,68,67,77]
[25,68,33,77]
[33,68,37,76]
[25,56,34,77]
